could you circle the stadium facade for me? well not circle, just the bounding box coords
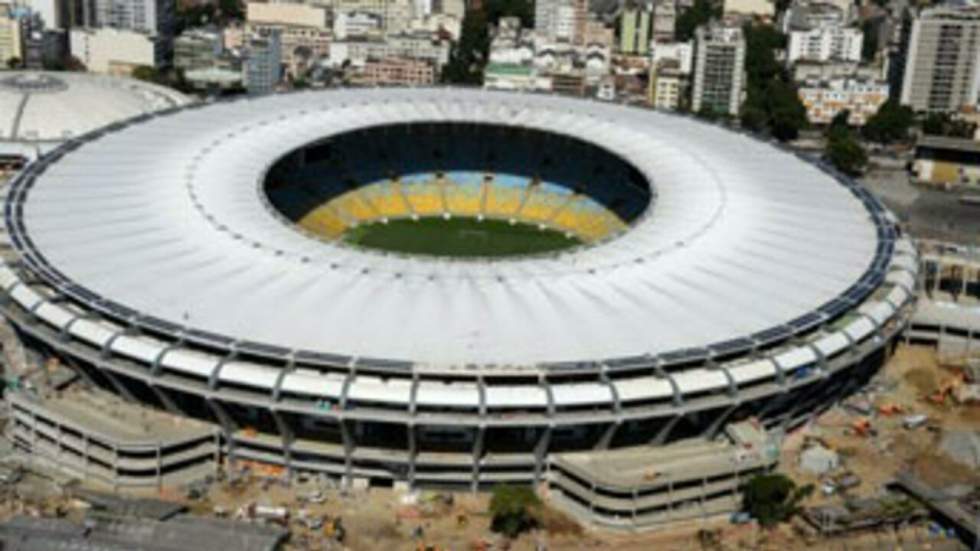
[1,89,918,504]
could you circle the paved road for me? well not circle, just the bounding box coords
[862,167,980,246]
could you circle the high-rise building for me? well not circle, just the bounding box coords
[69,27,167,73]
[619,3,651,55]
[692,23,745,116]
[92,0,174,36]
[534,0,587,43]
[897,4,980,112]
[0,4,23,65]
[785,3,862,65]
[243,28,282,95]
[652,0,675,42]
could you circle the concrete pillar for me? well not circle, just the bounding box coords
[471,425,485,492]
[101,369,138,403]
[150,385,183,416]
[156,444,162,489]
[704,404,737,440]
[407,424,417,488]
[271,410,294,481]
[594,421,619,451]
[340,420,354,488]
[652,415,681,446]
[533,426,552,484]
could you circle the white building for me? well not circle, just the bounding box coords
[483,62,552,92]
[91,0,174,35]
[329,32,449,68]
[534,0,586,43]
[69,27,166,73]
[898,4,980,112]
[652,0,675,42]
[785,4,862,65]
[0,5,22,64]
[649,60,686,110]
[723,0,774,18]
[333,10,383,39]
[797,77,889,125]
[692,23,745,116]
[650,40,693,74]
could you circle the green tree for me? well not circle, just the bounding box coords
[131,65,163,84]
[6,57,20,69]
[921,112,977,138]
[489,485,541,538]
[861,20,879,62]
[742,474,814,528]
[485,0,533,27]
[442,9,489,84]
[827,131,868,176]
[739,24,807,141]
[862,99,915,144]
[675,0,719,42]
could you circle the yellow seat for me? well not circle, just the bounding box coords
[404,182,444,216]
[444,183,482,217]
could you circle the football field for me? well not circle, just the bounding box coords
[343,217,581,257]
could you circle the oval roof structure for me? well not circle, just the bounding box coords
[0,71,190,155]
[9,88,890,370]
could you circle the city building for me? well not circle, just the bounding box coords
[243,28,281,94]
[69,27,168,73]
[791,60,880,83]
[649,58,686,109]
[174,27,224,71]
[723,0,774,18]
[785,3,863,65]
[348,56,436,86]
[488,17,533,65]
[0,4,23,65]
[90,0,175,36]
[535,0,588,44]
[692,23,746,116]
[22,23,67,69]
[912,135,980,187]
[483,61,551,91]
[620,2,651,55]
[797,77,889,126]
[331,0,416,35]
[897,4,980,112]
[651,40,693,74]
[652,0,676,42]
[246,1,331,76]
[329,32,450,69]
[333,10,384,39]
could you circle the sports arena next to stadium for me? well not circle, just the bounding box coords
[0,88,921,530]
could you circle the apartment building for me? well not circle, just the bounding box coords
[692,23,746,116]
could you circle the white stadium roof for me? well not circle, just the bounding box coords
[0,71,189,156]
[12,88,887,370]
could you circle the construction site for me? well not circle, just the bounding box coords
[0,340,976,550]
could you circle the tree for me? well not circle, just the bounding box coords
[861,20,879,62]
[739,24,807,141]
[484,0,533,27]
[442,9,489,85]
[131,65,164,84]
[6,57,20,69]
[827,130,868,176]
[675,0,719,42]
[489,485,541,538]
[742,474,814,528]
[921,112,977,138]
[862,99,915,144]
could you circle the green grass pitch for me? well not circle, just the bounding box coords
[343,217,581,257]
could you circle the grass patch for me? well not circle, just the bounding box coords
[343,217,581,258]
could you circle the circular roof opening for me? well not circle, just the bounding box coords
[263,122,654,259]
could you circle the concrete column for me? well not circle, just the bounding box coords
[704,404,737,440]
[594,421,619,451]
[150,385,183,416]
[156,444,162,489]
[82,434,89,479]
[271,410,294,481]
[407,424,417,488]
[533,426,552,484]
[652,415,681,446]
[101,369,138,403]
[205,399,237,464]
[340,420,354,488]
[471,425,485,492]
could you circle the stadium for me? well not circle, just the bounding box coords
[0,88,918,525]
